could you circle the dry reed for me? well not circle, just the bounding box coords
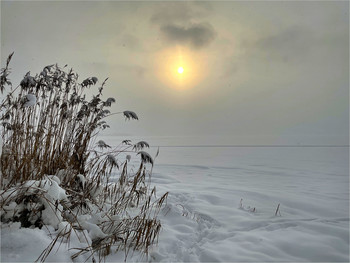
[0,53,168,262]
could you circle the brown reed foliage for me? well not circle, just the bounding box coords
[0,54,168,262]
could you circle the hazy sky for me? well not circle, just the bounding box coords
[1,1,349,145]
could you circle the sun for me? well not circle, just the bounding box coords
[154,46,208,90]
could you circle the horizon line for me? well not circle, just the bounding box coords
[151,145,350,148]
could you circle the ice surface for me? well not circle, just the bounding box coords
[1,146,349,262]
[126,146,349,262]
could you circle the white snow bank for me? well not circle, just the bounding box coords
[1,222,71,262]
[1,147,349,262]
[144,147,349,262]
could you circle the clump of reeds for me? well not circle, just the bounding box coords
[0,53,168,262]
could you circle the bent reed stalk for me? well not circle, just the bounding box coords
[0,54,168,262]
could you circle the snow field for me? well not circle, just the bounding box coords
[145,147,349,262]
[1,147,349,262]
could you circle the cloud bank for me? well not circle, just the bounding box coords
[151,2,216,49]
[160,23,216,49]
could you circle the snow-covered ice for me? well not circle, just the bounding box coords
[144,146,349,262]
[1,145,349,262]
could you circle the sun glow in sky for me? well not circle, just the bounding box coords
[155,46,207,90]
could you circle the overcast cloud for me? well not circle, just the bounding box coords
[1,1,348,145]
[160,23,216,49]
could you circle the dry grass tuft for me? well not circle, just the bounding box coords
[0,53,168,262]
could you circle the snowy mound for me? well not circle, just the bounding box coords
[1,166,166,262]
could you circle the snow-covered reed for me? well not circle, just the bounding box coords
[0,53,167,262]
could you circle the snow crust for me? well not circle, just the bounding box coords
[1,147,349,262]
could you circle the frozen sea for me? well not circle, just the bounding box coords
[99,134,349,262]
[143,145,349,262]
[1,138,349,262]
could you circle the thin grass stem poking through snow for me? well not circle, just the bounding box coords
[275,203,281,217]
[0,54,168,262]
